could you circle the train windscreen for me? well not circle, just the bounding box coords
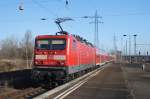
[36,39,66,50]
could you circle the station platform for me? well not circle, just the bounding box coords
[63,63,150,99]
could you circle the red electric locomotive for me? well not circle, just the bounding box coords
[32,31,97,85]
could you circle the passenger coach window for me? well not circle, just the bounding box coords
[72,40,76,49]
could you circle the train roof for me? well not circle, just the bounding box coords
[36,35,67,38]
[72,34,94,47]
[36,31,95,47]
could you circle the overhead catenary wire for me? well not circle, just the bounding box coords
[31,0,58,17]
[103,12,150,17]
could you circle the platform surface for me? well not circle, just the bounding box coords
[63,63,150,99]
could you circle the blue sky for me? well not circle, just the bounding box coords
[1,0,150,54]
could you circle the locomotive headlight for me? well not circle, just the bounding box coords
[60,61,65,65]
[35,55,47,60]
[54,55,66,60]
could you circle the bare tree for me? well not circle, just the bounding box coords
[19,30,34,68]
[0,37,18,59]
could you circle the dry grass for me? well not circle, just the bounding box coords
[0,59,33,72]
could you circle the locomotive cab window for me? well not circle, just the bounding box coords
[36,39,66,50]
[37,40,49,50]
[51,39,66,50]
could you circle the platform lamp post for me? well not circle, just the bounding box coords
[133,34,137,63]
[120,37,123,63]
[133,34,137,55]
[123,34,127,62]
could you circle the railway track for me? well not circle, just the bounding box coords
[0,69,48,99]
[0,87,47,99]
[0,69,31,87]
